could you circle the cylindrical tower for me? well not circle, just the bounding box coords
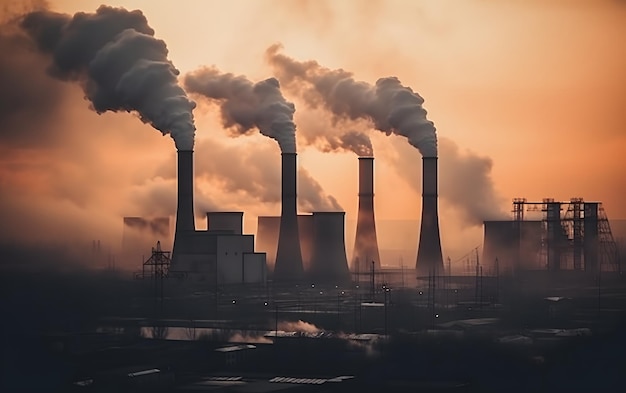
[309,211,350,283]
[172,150,196,263]
[416,157,444,277]
[274,153,305,281]
[352,157,381,273]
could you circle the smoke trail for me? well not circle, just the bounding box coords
[20,5,195,150]
[184,66,296,153]
[266,44,437,157]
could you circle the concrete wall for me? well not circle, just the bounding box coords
[243,253,267,284]
[217,235,255,284]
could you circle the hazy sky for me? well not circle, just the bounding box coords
[1,0,624,268]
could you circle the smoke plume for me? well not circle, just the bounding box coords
[266,44,436,157]
[20,5,195,150]
[184,66,296,153]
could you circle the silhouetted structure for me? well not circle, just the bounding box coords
[416,157,444,277]
[274,153,305,281]
[352,157,381,272]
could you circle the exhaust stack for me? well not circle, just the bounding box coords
[172,150,196,262]
[416,157,444,276]
[352,157,381,272]
[274,153,304,281]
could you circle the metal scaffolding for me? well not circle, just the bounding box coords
[511,198,620,273]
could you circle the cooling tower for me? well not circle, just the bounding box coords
[309,212,350,283]
[273,153,305,281]
[352,157,381,273]
[172,150,196,263]
[415,157,444,277]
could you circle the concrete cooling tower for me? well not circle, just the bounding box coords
[172,150,196,263]
[415,157,444,277]
[309,211,350,283]
[273,153,305,281]
[352,157,381,273]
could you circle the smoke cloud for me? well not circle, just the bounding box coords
[20,5,195,150]
[184,66,296,153]
[266,44,437,157]
[278,320,321,334]
[191,138,342,212]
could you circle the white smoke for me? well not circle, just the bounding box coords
[184,66,297,153]
[20,5,196,150]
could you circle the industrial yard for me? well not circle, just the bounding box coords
[2,1,626,392]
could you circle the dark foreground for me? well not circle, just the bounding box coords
[2,267,626,392]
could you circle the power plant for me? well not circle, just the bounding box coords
[415,157,444,277]
[352,157,381,274]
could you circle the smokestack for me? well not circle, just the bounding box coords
[352,157,381,273]
[416,157,444,277]
[274,153,304,281]
[172,150,195,261]
[309,212,350,283]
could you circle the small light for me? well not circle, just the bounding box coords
[320,291,323,295]
[335,285,338,289]
[419,291,423,295]
[341,291,345,295]
[232,300,236,304]
[435,314,439,318]
[264,302,268,306]
[356,285,359,289]
[311,284,315,288]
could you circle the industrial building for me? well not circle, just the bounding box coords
[169,150,267,285]
[483,198,621,276]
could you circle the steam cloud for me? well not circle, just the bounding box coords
[184,66,296,153]
[20,5,196,150]
[266,44,437,157]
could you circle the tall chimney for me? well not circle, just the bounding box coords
[172,150,195,262]
[309,211,350,283]
[416,157,444,277]
[274,153,304,281]
[352,157,381,273]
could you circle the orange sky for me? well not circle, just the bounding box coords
[2,0,625,268]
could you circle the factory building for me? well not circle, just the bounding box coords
[483,198,621,276]
[170,150,266,285]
